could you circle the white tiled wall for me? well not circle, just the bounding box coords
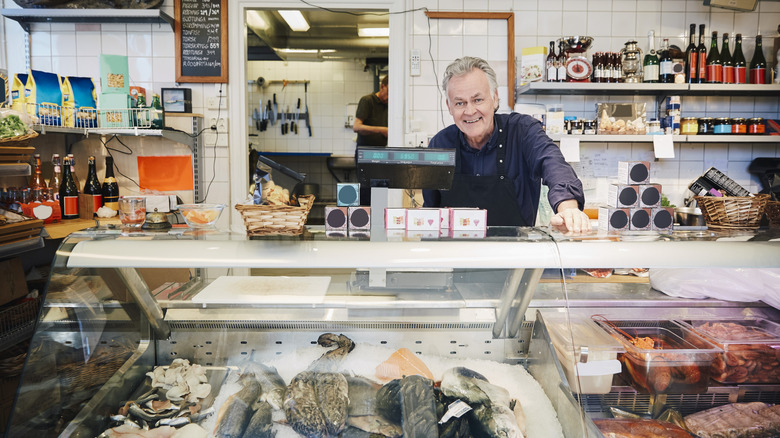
[407,0,780,208]
[246,60,376,155]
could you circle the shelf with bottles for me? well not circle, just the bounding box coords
[548,134,778,143]
[517,81,779,96]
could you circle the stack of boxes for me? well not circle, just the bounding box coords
[385,207,487,238]
[599,161,674,233]
[325,183,370,236]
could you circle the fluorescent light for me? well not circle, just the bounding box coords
[279,49,336,54]
[358,27,389,37]
[246,11,268,30]
[279,10,310,32]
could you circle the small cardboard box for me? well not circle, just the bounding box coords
[629,208,652,231]
[639,184,662,208]
[598,207,630,233]
[450,208,487,231]
[438,208,450,229]
[348,206,370,231]
[617,161,650,185]
[100,92,131,128]
[651,207,674,231]
[406,208,440,231]
[100,54,130,95]
[385,208,406,229]
[608,184,639,208]
[546,109,565,135]
[336,183,360,207]
[0,258,28,307]
[520,46,546,83]
[325,206,348,232]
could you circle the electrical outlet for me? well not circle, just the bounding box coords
[207,96,228,110]
[208,116,229,133]
[410,49,421,76]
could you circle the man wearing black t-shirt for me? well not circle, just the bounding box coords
[353,75,388,146]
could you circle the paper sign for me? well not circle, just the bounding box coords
[560,137,580,162]
[137,155,194,191]
[652,135,675,159]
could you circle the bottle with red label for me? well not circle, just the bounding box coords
[749,34,766,84]
[705,31,721,83]
[733,33,747,84]
[83,155,103,214]
[685,24,698,83]
[721,33,734,84]
[697,24,707,83]
[59,156,80,219]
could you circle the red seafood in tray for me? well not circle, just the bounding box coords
[592,316,721,394]
[677,319,780,384]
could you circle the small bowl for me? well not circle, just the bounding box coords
[675,207,705,227]
[178,204,225,228]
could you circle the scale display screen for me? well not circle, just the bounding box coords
[356,147,456,190]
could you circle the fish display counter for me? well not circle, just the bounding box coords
[5,227,780,438]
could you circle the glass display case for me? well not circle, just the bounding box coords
[6,226,780,438]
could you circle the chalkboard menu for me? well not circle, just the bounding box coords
[175,0,228,83]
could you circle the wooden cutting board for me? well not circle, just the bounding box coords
[0,219,44,245]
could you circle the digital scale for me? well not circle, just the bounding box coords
[356,146,456,241]
[356,147,455,190]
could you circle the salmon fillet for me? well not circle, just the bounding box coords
[375,348,434,382]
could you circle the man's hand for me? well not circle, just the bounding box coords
[550,199,591,235]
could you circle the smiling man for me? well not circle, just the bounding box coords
[422,56,590,234]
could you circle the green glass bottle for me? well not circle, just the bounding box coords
[150,93,164,129]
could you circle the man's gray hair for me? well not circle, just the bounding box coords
[441,56,499,97]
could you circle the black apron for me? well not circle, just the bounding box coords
[440,119,527,226]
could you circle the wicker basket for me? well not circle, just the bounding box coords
[766,200,780,228]
[235,194,315,236]
[0,130,38,147]
[694,194,770,230]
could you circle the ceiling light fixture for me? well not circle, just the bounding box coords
[279,48,336,54]
[358,27,389,37]
[279,10,310,32]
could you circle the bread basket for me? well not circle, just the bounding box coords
[694,194,770,230]
[235,195,315,236]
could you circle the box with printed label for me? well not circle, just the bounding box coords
[651,207,674,231]
[639,184,662,208]
[406,208,440,231]
[629,208,652,231]
[438,208,450,229]
[450,208,487,231]
[617,161,650,185]
[325,206,348,232]
[598,207,630,233]
[608,184,639,208]
[385,208,406,229]
[348,206,370,231]
[520,46,546,83]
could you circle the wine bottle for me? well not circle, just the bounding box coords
[721,33,734,84]
[101,156,119,211]
[733,33,747,84]
[48,153,62,202]
[685,24,698,83]
[643,30,660,82]
[67,153,80,190]
[659,38,674,83]
[697,24,707,83]
[557,41,567,82]
[83,155,103,214]
[749,34,767,84]
[59,156,80,220]
[546,41,557,82]
[706,31,722,83]
[150,93,164,129]
[29,154,47,202]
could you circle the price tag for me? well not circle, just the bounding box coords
[559,137,581,162]
[652,135,675,159]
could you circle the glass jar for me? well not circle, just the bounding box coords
[698,117,714,134]
[681,117,699,135]
[571,120,583,135]
[731,117,747,134]
[647,119,662,134]
[748,117,765,134]
[713,117,731,134]
[582,119,596,134]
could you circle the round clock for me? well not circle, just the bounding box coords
[566,57,593,81]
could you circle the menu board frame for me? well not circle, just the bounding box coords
[174,0,228,83]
